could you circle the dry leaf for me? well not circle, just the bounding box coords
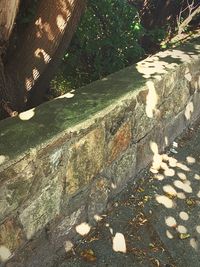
[80,249,97,262]
[179,233,190,239]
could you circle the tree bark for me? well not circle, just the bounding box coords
[0,0,20,42]
[5,0,87,111]
[0,0,20,118]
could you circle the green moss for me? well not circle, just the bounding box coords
[0,39,199,162]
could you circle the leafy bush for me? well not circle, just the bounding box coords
[51,0,145,94]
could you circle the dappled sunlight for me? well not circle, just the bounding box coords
[64,240,74,253]
[173,180,192,193]
[145,81,158,118]
[177,225,188,234]
[179,211,189,221]
[165,216,177,227]
[56,14,66,32]
[136,58,176,79]
[57,89,75,99]
[34,48,51,64]
[32,68,40,81]
[148,134,200,254]
[176,162,190,171]
[177,192,186,199]
[112,232,127,253]
[111,183,117,189]
[184,68,192,82]
[75,222,91,236]
[166,230,174,239]
[0,246,11,262]
[25,77,34,91]
[185,101,194,120]
[94,215,103,222]
[190,238,198,251]
[164,168,175,177]
[158,49,198,63]
[154,173,165,181]
[155,195,174,208]
[194,174,200,180]
[186,156,196,164]
[0,155,6,165]
[163,185,177,197]
[196,226,200,234]
[19,108,35,121]
[35,17,54,41]
[150,141,159,155]
[177,172,187,180]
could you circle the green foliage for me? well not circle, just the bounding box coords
[146,27,166,43]
[49,73,73,98]
[52,0,145,94]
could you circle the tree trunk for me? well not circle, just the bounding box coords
[5,0,87,111]
[0,0,20,42]
[0,0,20,118]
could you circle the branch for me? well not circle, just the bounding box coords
[177,4,200,35]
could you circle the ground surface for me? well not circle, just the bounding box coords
[56,118,200,267]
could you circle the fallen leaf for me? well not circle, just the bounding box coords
[80,249,97,262]
[137,187,144,192]
[149,243,155,248]
[179,233,190,240]
[186,198,196,206]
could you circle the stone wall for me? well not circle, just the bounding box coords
[0,38,200,263]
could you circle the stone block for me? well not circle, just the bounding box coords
[107,121,132,163]
[159,80,190,122]
[66,127,105,195]
[164,110,187,145]
[136,124,165,172]
[132,103,157,142]
[0,217,25,262]
[189,91,200,122]
[19,175,63,240]
[105,144,137,191]
[87,177,109,223]
[49,206,85,249]
[39,148,63,177]
[0,161,35,221]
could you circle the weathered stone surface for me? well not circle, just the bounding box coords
[189,91,200,122]
[132,102,158,142]
[107,121,132,163]
[19,175,63,240]
[50,206,85,249]
[39,148,63,177]
[0,218,25,260]
[87,177,109,223]
[66,127,105,195]
[0,162,35,221]
[164,110,187,145]
[105,144,137,191]
[136,123,165,172]
[0,154,36,182]
[159,80,190,122]
[0,39,199,262]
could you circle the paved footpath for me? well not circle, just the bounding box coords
[57,119,200,267]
